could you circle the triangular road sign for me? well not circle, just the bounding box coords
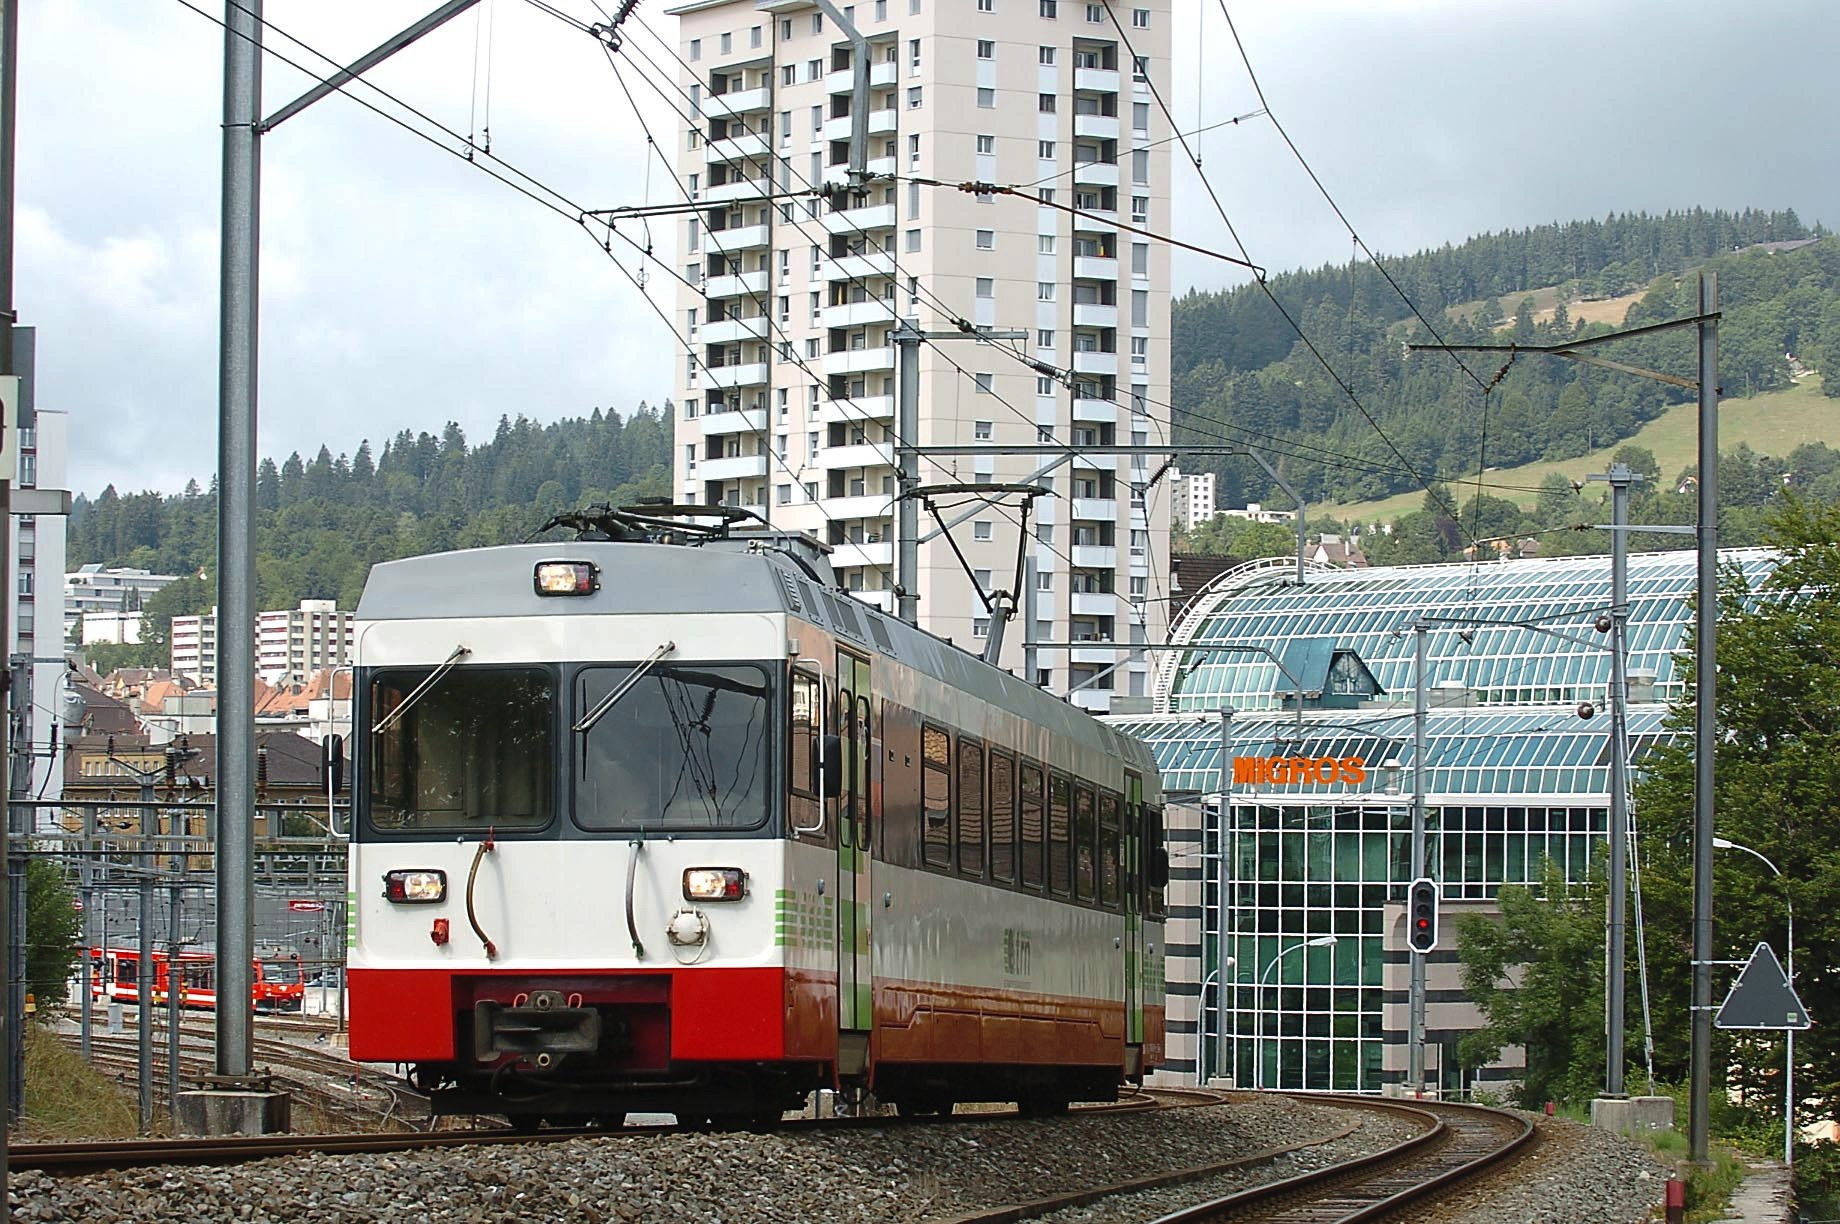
[1716,942,1811,1031]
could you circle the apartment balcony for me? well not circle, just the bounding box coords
[845,589,896,613]
[699,407,767,436]
[820,493,896,520]
[821,108,898,142]
[1069,688,1112,713]
[820,298,897,329]
[1072,349,1118,376]
[1071,641,1121,665]
[1071,397,1116,423]
[1070,497,1117,520]
[820,202,897,235]
[831,541,895,569]
[819,394,895,425]
[1073,255,1119,281]
[700,315,767,345]
[703,177,770,204]
[1073,160,1119,188]
[704,270,768,299]
[699,453,769,481]
[825,61,898,94]
[704,361,769,389]
[1074,67,1121,93]
[1070,544,1117,569]
[819,441,896,470]
[706,132,770,164]
[1073,113,1120,140]
[821,251,896,282]
[706,223,769,254]
[819,155,897,190]
[824,345,896,376]
[1072,302,1118,329]
[704,86,771,119]
[1070,591,1117,616]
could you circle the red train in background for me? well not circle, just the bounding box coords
[90,947,306,1014]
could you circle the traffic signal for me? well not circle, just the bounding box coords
[1407,877,1439,954]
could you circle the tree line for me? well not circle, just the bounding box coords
[68,406,674,669]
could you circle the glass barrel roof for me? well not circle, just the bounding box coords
[1155,548,1782,716]
[1111,705,1676,798]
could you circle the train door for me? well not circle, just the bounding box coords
[1123,772,1145,1062]
[836,651,874,1060]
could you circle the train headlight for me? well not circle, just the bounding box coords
[683,867,748,902]
[534,561,599,596]
[383,869,447,903]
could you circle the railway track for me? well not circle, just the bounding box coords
[9,1086,1192,1176]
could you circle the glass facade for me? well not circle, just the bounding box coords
[1111,547,1783,1091]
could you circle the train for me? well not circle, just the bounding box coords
[91,947,306,1013]
[346,505,1167,1125]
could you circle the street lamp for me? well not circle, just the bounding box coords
[1712,837,1796,1165]
[1254,934,1337,1090]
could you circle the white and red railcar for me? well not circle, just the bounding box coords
[348,510,1166,1124]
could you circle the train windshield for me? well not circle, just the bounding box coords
[366,666,554,832]
[573,663,773,832]
[261,959,302,985]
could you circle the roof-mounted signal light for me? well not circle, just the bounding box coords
[534,561,599,596]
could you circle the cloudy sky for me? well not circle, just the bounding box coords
[17,0,1840,496]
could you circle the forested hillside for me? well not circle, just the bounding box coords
[68,406,673,665]
[1173,208,1840,510]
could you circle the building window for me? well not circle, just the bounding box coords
[1038,233,1056,253]
[1038,93,1056,113]
[909,180,922,218]
[689,38,701,60]
[875,0,887,19]
[781,18,793,38]
[1133,101,1150,132]
[751,24,763,46]
[1041,0,1057,15]
[812,12,824,32]
[974,520,994,540]
[908,86,923,109]
[910,38,921,73]
[976,276,995,298]
[1131,195,1148,223]
[975,229,995,250]
[1132,289,1148,327]
[975,420,993,440]
[1036,328,1054,347]
[977,38,995,58]
[973,617,991,638]
[1037,282,1056,301]
[976,134,995,154]
[1133,55,1148,81]
[977,87,996,108]
[777,483,793,504]
[974,372,994,393]
[1039,45,1056,64]
[1132,240,1148,275]
[808,59,823,81]
[1039,187,1054,203]
[1131,336,1148,365]
[1132,7,1149,26]
[909,132,921,167]
[1132,148,1149,184]
[978,0,993,11]
[782,64,797,85]
[1085,3,1102,20]
[1038,139,1056,158]
[1037,376,1055,394]
[906,229,922,252]
[719,32,731,53]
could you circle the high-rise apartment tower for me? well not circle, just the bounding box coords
[667,0,1171,711]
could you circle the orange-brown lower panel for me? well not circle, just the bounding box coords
[873,980,1125,1067]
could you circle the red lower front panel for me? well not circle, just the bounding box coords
[348,966,796,1065]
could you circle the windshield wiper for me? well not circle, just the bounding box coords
[372,645,470,734]
[573,641,677,734]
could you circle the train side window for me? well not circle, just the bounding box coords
[1099,791,1121,909]
[1019,762,1045,889]
[921,723,952,869]
[1049,773,1072,897]
[1073,783,1097,902]
[988,751,1016,883]
[1146,804,1167,918]
[957,738,985,877]
[789,669,818,797]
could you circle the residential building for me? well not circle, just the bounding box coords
[1170,468,1215,530]
[64,563,180,642]
[1113,547,1782,1094]
[667,0,1172,710]
[171,600,355,685]
[80,608,144,645]
[12,330,70,807]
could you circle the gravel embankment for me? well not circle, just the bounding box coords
[10,1097,1361,1224]
[1433,1112,1674,1224]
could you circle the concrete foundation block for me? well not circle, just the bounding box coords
[1591,1095,1675,1135]
[175,1089,292,1136]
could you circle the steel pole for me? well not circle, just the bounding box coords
[6,654,28,1124]
[0,0,18,1197]
[1688,272,1718,1163]
[895,319,921,624]
[1022,555,1038,685]
[215,0,263,1081]
[1605,465,1631,1098]
[1409,622,1428,1097]
[79,811,93,1062]
[1216,707,1232,1085]
[167,882,181,1110]
[138,784,154,1133]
